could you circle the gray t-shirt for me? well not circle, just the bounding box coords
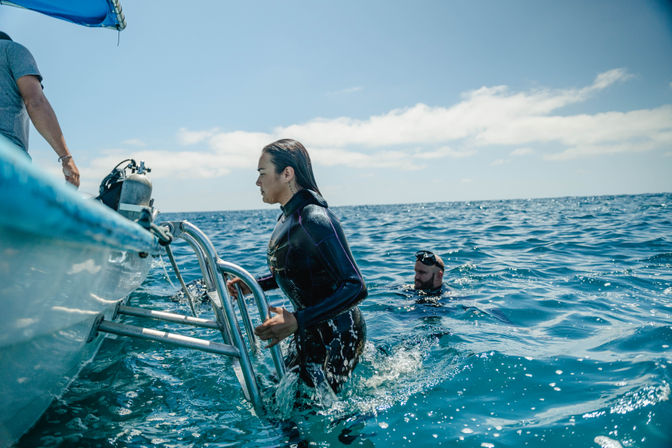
[0,40,42,151]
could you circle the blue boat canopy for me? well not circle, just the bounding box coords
[0,0,126,30]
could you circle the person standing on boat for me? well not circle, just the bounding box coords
[227,139,367,393]
[0,31,79,187]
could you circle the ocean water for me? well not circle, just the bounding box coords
[18,193,672,448]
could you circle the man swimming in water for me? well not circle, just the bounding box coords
[414,250,444,295]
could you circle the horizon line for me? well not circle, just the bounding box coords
[156,190,671,215]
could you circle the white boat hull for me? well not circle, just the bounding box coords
[0,137,159,447]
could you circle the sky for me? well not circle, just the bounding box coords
[1,0,671,212]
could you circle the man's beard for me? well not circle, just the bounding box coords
[414,274,435,291]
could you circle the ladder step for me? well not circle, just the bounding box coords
[98,320,240,357]
[118,305,219,329]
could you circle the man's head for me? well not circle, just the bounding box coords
[414,250,444,291]
[0,32,12,41]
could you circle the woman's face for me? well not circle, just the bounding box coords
[256,151,290,205]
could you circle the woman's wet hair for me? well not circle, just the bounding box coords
[263,139,321,195]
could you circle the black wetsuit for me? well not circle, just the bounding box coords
[256,189,367,391]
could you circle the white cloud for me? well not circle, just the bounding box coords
[587,68,632,91]
[87,148,231,181]
[312,147,424,170]
[414,145,477,160]
[85,68,672,181]
[177,127,220,145]
[545,136,672,161]
[511,147,534,156]
[208,130,273,159]
[479,106,672,148]
[273,68,657,152]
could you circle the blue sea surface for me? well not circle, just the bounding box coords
[19,193,672,447]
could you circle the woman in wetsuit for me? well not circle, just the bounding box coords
[228,139,367,392]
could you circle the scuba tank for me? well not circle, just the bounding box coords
[118,160,152,221]
[96,159,154,225]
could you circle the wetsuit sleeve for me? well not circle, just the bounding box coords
[294,206,367,331]
[256,273,277,291]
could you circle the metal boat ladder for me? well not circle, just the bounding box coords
[92,220,285,415]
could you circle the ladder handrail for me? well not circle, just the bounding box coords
[118,305,219,329]
[233,282,259,354]
[99,320,240,357]
[105,219,289,416]
[94,219,286,416]
[164,220,285,378]
[217,259,286,378]
[179,231,233,345]
[184,221,265,411]
[181,232,218,294]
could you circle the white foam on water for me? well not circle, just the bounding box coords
[594,435,623,448]
[610,382,670,415]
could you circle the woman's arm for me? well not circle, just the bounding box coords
[294,206,367,331]
[226,272,277,297]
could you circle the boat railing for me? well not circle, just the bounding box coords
[93,220,284,415]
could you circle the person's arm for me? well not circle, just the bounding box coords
[292,206,367,331]
[17,75,80,188]
[253,207,367,347]
[226,273,277,297]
